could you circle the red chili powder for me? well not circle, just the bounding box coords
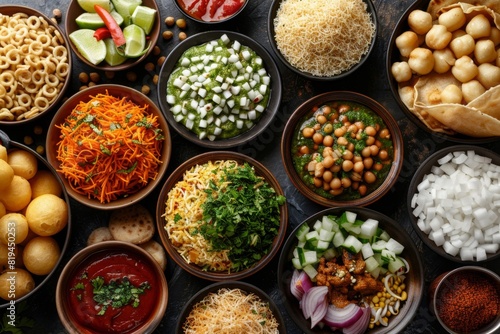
[435,271,499,333]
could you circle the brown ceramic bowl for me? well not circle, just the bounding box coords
[0,5,72,126]
[45,84,171,210]
[157,30,282,149]
[176,281,287,333]
[281,91,404,207]
[267,0,377,81]
[173,0,248,24]
[65,0,160,71]
[0,130,71,309]
[386,0,499,143]
[156,151,288,281]
[55,241,168,334]
[429,266,500,334]
[407,145,500,263]
[277,206,424,334]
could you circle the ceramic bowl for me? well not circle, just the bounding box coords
[157,30,282,149]
[173,0,248,24]
[429,266,500,334]
[55,241,168,334]
[45,84,171,210]
[277,206,424,334]
[156,151,288,281]
[0,130,71,309]
[176,281,286,333]
[386,0,499,143]
[0,5,72,126]
[281,91,404,207]
[65,0,160,71]
[267,0,377,81]
[407,145,500,263]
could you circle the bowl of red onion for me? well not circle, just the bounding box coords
[277,207,424,334]
[407,145,500,263]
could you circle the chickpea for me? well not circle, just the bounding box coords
[353,161,365,173]
[302,127,314,138]
[330,188,344,196]
[313,123,321,130]
[378,149,389,160]
[179,32,187,40]
[323,135,334,147]
[369,145,379,156]
[322,105,332,115]
[364,157,374,169]
[314,177,323,187]
[323,171,333,183]
[330,178,342,189]
[341,177,352,188]
[425,24,452,50]
[476,63,500,89]
[317,114,327,124]
[299,146,310,154]
[462,80,486,103]
[364,171,377,184]
[391,61,412,83]
[373,163,384,171]
[441,84,463,104]
[342,150,354,161]
[165,16,175,26]
[438,7,466,32]
[176,18,187,29]
[474,39,497,64]
[313,132,324,144]
[361,147,371,158]
[338,104,350,113]
[162,30,174,40]
[408,9,433,35]
[364,126,376,136]
[353,156,362,163]
[331,165,342,173]
[323,146,333,157]
[337,136,348,146]
[358,184,368,196]
[452,55,478,83]
[323,123,333,134]
[466,14,491,39]
[329,112,339,122]
[395,31,419,58]
[433,48,456,74]
[323,182,331,191]
[408,47,435,75]
[334,127,346,137]
[449,34,475,59]
[342,160,354,172]
[347,143,355,152]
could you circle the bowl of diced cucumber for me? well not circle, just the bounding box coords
[277,207,424,334]
[157,30,282,148]
[65,0,160,71]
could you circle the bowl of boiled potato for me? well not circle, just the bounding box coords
[386,0,500,143]
[0,130,71,309]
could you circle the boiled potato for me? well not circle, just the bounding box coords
[466,14,491,39]
[451,56,478,83]
[476,63,500,89]
[0,159,14,191]
[0,175,32,212]
[438,7,466,32]
[23,236,60,276]
[441,84,463,104]
[408,47,434,75]
[408,9,433,35]
[0,213,29,245]
[7,149,37,180]
[425,24,452,50]
[0,268,34,300]
[462,80,486,103]
[25,194,68,236]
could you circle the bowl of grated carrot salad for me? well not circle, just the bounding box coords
[46,84,171,210]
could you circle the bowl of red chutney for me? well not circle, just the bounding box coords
[173,0,248,24]
[56,241,168,334]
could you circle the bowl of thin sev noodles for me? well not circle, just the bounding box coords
[176,281,286,333]
[45,84,171,210]
[156,151,288,281]
[0,5,72,125]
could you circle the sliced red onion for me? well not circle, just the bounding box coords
[301,285,329,326]
[290,269,313,301]
[323,303,363,328]
[342,307,371,334]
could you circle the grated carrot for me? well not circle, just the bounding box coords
[56,91,164,203]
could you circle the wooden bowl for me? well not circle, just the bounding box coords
[55,241,168,334]
[45,84,171,210]
[0,5,72,126]
[281,91,404,207]
[156,151,288,281]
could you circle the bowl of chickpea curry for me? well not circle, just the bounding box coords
[281,91,403,207]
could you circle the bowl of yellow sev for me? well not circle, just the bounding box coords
[0,5,72,125]
[156,151,288,281]
[176,281,286,333]
[45,84,171,210]
[267,0,378,81]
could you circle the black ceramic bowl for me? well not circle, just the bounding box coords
[277,207,424,334]
[386,0,499,143]
[0,130,71,309]
[173,0,248,24]
[176,281,286,333]
[267,0,378,81]
[157,30,282,149]
[407,145,500,263]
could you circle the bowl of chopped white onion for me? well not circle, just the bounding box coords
[408,145,500,263]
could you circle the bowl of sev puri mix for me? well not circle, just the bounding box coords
[268,0,377,81]
[156,151,288,281]
[45,84,171,210]
[0,5,72,125]
[176,281,285,333]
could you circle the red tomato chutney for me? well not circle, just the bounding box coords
[67,251,158,333]
[177,0,246,22]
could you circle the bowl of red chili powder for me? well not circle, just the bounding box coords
[173,0,248,23]
[430,266,500,334]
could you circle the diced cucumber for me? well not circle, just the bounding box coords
[388,256,406,273]
[313,220,322,231]
[332,231,345,248]
[361,242,374,259]
[370,266,381,279]
[342,235,363,254]
[316,240,330,251]
[302,250,318,266]
[381,249,397,264]
[364,256,379,272]
[292,257,302,269]
[319,229,335,242]
[322,215,337,232]
[360,218,379,238]
[386,238,405,254]
[303,264,318,280]
[295,224,310,241]
[371,239,387,252]
[379,230,391,242]
[345,211,357,223]
[323,248,338,260]
[304,230,319,249]
[342,223,361,235]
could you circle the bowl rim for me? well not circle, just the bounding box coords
[156,29,283,149]
[45,84,172,210]
[267,0,378,81]
[155,150,288,281]
[277,206,425,334]
[406,144,500,263]
[172,0,248,24]
[0,130,72,309]
[55,240,168,334]
[385,0,500,144]
[0,5,72,126]
[431,265,500,334]
[281,90,404,207]
[64,0,161,71]
[175,280,287,333]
